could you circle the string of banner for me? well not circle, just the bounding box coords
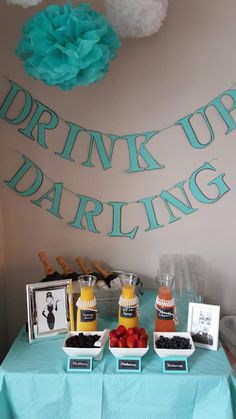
[0,76,234,238]
[14,149,218,204]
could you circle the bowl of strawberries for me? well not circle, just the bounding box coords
[109,325,149,357]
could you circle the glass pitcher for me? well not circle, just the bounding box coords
[76,275,97,331]
[155,273,176,332]
[118,273,139,328]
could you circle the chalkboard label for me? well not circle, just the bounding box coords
[80,310,96,322]
[120,306,136,318]
[117,358,141,373]
[157,307,174,320]
[163,357,188,374]
[67,357,92,372]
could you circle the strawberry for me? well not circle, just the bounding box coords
[141,334,148,344]
[127,336,137,348]
[139,327,147,336]
[118,336,127,348]
[137,337,147,348]
[109,329,117,338]
[116,325,126,337]
[127,328,136,336]
[110,337,119,347]
[139,327,148,341]
[132,333,139,342]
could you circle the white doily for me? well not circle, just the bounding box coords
[76,297,97,310]
[119,295,139,307]
[155,296,175,307]
[155,296,179,325]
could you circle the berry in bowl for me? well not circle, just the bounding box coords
[109,325,149,357]
[63,330,109,359]
[153,332,195,358]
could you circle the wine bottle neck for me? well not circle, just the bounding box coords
[56,256,73,275]
[38,252,56,275]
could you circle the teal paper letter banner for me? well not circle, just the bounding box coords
[0,77,233,239]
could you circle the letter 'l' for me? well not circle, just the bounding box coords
[107,202,138,239]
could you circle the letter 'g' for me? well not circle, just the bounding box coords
[189,162,230,203]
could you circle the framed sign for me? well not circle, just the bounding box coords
[67,357,92,372]
[162,357,188,374]
[116,358,141,373]
[26,279,72,343]
[187,302,220,351]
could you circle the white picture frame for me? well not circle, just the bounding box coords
[187,302,220,351]
[26,279,72,343]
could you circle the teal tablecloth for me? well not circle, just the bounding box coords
[0,291,236,419]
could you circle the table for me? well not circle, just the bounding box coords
[0,291,236,419]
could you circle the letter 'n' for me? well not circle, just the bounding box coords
[160,180,198,223]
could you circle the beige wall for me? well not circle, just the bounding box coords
[0,0,236,345]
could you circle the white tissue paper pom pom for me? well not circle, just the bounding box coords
[104,0,168,38]
[7,0,43,7]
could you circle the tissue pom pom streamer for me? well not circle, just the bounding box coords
[104,0,168,38]
[16,2,121,89]
[7,0,43,6]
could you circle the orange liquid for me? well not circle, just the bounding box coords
[155,287,175,332]
[81,286,94,301]
[122,285,135,299]
[76,286,97,331]
[118,285,138,328]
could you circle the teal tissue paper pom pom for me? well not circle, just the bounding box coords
[16,2,121,89]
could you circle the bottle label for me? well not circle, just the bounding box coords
[157,307,174,320]
[80,310,96,322]
[120,306,136,318]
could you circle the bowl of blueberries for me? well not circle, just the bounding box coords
[153,332,195,358]
[63,330,109,359]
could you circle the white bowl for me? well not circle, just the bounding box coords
[63,331,108,359]
[153,332,195,358]
[109,342,149,358]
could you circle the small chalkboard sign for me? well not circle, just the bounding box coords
[117,357,141,373]
[157,307,174,320]
[120,306,136,318]
[67,356,92,372]
[80,310,96,322]
[162,357,188,374]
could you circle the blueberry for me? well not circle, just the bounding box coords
[155,335,192,350]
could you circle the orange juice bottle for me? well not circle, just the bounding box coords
[118,274,138,329]
[76,275,97,331]
[155,274,176,332]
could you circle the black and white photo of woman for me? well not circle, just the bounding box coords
[42,291,59,330]
[35,287,68,335]
[192,310,213,346]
